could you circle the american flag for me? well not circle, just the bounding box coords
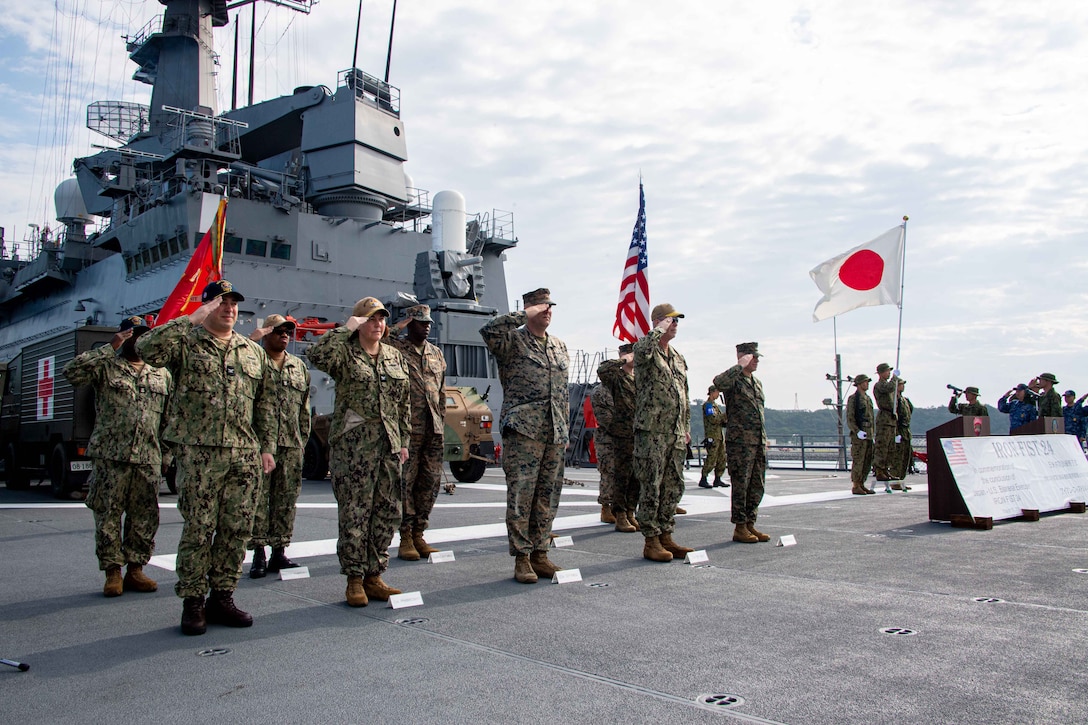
[943,439,968,465]
[613,182,649,343]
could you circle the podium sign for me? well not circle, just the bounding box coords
[927,416,990,521]
[944,435,1088,520]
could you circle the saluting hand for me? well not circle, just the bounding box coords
[654,316,673,332]
[110,328,133,350]
[188,296,221,325]
[345,315,370,331]
[250,325,273,342]
[525,303,551,320]
[738,353,754,369]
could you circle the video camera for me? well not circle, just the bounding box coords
[947,384,964,395]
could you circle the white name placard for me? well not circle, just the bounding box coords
[389,591,424,609]
[551,536,574,548]
[685,550,709,564]
[428,550,455,563]
[776,535,797,547]
[552,568,582,584]
[279,566,310,580]
[944,435,1088,520]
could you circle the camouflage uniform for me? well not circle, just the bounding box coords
[633,326,689,536]
[480,310,569,556]
[998,394,1038,431]
[598,358,637,516]
[948,388,988,417]
[250,351,311,550]
[1062,400,1088,444]
[63,344,171,571]
[1037,389,1062,418]
[308,327,411,576]
[892,394,913,480]
[136,317,276,598]
[590,382,615,509]
[846,388,875,488]
[702,399,727,479]
[713,362,765,525]
[872,377,898,480]
[388,333,446,534]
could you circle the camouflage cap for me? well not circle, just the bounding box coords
[264,314,296,332]
[651,303,684,322]
[618,343,633,354]
[707,385,717,395]
[522,288,556,307]
[201,279,244,303]
[964,386,981,396]
[1039,372,1059,384]
[1064,389,1076,397]
[404,304,434,323]
[876,362,892,373]
[854,374,871,385]
[118,316,149,333]
[736,341,761,357]
[351,296,389,318]
[897,378,907,385]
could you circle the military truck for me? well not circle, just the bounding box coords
[302,385,495,483]
[1,325,116,498]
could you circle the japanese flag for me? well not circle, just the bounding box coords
[809,225,905,322]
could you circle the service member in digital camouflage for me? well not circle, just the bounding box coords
[948,386,988,417]
[308,296,411,607]
[890,378,913,489]
[590,379,617,525]
[1062,390,1088,447]
[872,363,898,483]
[63,316,171,598]
[846,374,875,495]
[1031,373,1062,419]
[480,288,569,584]
[596,342,638,533]
[998,384,1039,431]
[136,280,278,636]
[699,386,728,489]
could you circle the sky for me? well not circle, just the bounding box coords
[1,0,1087,411]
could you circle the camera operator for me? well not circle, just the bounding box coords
[948,385,988,417]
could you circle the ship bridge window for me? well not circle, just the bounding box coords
[224,234,242,254]
[168,236,180,257]
[246,239,267,257]
[270,241,292,260]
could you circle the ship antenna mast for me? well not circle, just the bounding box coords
[384,0,397,83]
[352,0,363,70]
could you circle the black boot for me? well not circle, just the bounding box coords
[249,546,267,579]
[181,596,207,636]
[205,590,253,628]
[698,474,712,489]
[267,547,299,572]
[712,475,729,488]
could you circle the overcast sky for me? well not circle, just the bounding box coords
[2,0,1087,411]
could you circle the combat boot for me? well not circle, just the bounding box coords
[514,554,538,583]
[747,523,771,542]
[698,474,712,489]
[267,547,299,572]
[600,505,616,524]
[675,506,687,515]
[412,529,439,557]
[851,484,868,495]
[123,564,158,592]
[362,574,402,602]
[642,535,673,562]
[103,566,123,597]
[713,475,729,488]
[732,524,758,544]
[398,529,420,561]
[181,596,206,636]
[659,532,694,557]
[249,546,267,578]
[614,510,638,533]
[205,590,253,628]
[345,575,368,607]
[529,550,562,578]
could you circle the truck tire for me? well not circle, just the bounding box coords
[4,443,29,490]
[302,438,328,481]
[50,444,72,499]
[450,458,486,483]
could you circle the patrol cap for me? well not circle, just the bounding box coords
[736,341,761,357]
[707,385,717,395]
[854,374,871,385]
[404,304,434,323]
[1039,372,1059,384]
[201,279,244,303]
[650,303,684,322]
[522,288,556,307]
[897,378,907,385]
[876,362,892,373]
[264,314,296,332]
[618,343,633,354]
[118,316,149,333]
[351,297,388,318]
[964,386,981,396]
[1064,390,1076,397]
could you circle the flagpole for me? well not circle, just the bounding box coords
[893,216,908,372]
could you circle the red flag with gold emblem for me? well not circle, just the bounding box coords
[155,198,227,326]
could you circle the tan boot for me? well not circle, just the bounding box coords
[123,564,158,592]
[398,528,420,561]
[675,506,687,515]
[413,530,439,557]
[363,574,402,601]
[659,532,694,557]
[747,523,771,542]
[614,510,638,533]
[514,554,538,583]
[345,575,368,607]
[642,535,674,562]
[851,485,868,495]
[600,505,616,524]
[529,550,562,578]
[732,523,758,543]
[103,566,123,597]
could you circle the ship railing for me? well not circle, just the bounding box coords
[161,106,247,159]
[339,68,400,115]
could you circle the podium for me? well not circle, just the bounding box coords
[1010,416,1064,436]
[926,416,990,521]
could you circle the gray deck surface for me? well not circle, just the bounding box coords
[1,466,1085,724]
